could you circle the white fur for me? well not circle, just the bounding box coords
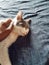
[0,11,30,65]
[13,17,18,26]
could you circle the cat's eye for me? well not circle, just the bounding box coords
[16,21,25,27]
[19,22,23,25]
[17,22,23,26]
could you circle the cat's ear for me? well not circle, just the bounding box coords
[16,11,23,21]
[25,19,31,24]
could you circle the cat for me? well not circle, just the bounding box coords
[0,11,31,65]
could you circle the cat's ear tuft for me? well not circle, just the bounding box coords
[16,11,23,21]
[25,19,31,24]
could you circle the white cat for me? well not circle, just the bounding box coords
[0,11,31,65]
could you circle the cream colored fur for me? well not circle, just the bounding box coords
[0,11,30,65]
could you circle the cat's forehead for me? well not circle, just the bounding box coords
[13,17,24,25]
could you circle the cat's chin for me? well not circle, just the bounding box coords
[21,33,28,36]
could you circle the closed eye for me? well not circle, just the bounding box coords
[19,22,23,25]
[16,21,26,27]
[17,22,23,26]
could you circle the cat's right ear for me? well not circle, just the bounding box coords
[25,19,31,24]
[16,11,23,21]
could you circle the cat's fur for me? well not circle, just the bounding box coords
[0,11,31,65]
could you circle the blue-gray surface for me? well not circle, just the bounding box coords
[0,0,49,65]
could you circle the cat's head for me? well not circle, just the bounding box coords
[13,11,31,36]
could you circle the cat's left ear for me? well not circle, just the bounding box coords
[25,19,31,24]
[16,11,23,21]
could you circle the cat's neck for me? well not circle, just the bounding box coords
[0,27,19,48]
[0,17,20,48]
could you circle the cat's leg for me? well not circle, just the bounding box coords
[0,47,11,65]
